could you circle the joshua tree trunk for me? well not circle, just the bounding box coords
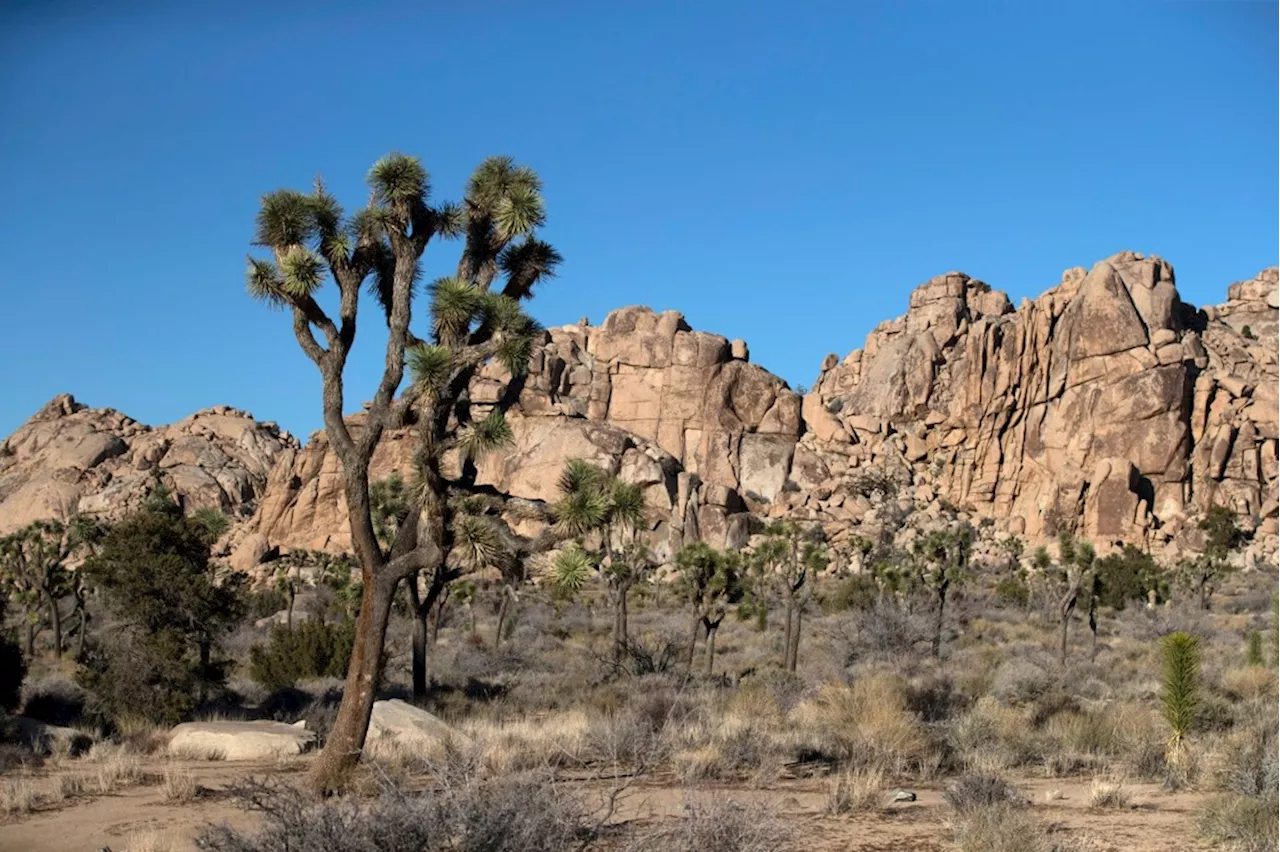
[788,606,803,672]
[704,619,721,676]
[932,579,949,659]
[1059,584,1078,664]
[687,612,702,672]
[309,574,397,790]
[782,594,794,671]
[495,586,512,648]
[25,620,34,659]
[42,590,62,661]
[611,584,630,666]
[409,571,448,699]
[1089,602,1099,662]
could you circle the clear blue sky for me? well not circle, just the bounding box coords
[2,1,1276,440]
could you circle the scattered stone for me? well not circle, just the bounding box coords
[167,720,316,761]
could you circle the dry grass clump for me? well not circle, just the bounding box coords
[1087,776,1131,809]
[950,802,1053,852]
[788,674,931,775]
[824,767,886,814]
[124,828,183,852]
[1198,793,1280,852]
[1220,665,1277,703]
[625,793,794,852]
[161,765,200,802]
[0,775,38,818]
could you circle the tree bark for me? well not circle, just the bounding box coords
[495,587,512,649]
[932,581,948,659]
[705,622,719,676]
[782,594,794,671]
[308,575,396,792]
[24,620,34,659]
[788,606,803,672]
[686,613,702,672]
[43,590,62,661]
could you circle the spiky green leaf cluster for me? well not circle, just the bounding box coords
[452,514,507,570]
[407,343,454,395]
[499,238,562,300]
[429,277,482,343]
[480,292,543,375]
[278,245,326,297]
[246,257,286,307]
[255,189,319,248]
[456,409,515,462]
[1161,631,1200,743]
[368,153,428,206]
[551,544,594,595]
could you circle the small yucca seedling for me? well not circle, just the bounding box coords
[1160,632,1200,760]
[1246,629,1264,667]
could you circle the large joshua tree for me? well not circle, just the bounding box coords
[246,153,560,790]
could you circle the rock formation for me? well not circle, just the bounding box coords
[0,394,296,534]
[2,252,1275,571]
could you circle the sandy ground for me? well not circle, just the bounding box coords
[0,758,1219,852]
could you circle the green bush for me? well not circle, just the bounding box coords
[249,618,356,691]
[993,577,1029,608]
[77,631,203,726]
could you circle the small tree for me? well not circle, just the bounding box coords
[80,489,245,710]
[674,543,744,676]
[911,521,974,659]
[1178,505,1245,610]
[550,460,652,665]
[1161,631,1200,765]
[0,517,101,660]
[1037,532,1096,664]
[749,521,827,672]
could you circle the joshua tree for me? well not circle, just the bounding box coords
[1036,532,1096,664]
[911,520,974,659]
[245,152,559,790]
[750,521,826,672]
[550,460,652,666]
[0,517,102,660]
[674,542,744,676]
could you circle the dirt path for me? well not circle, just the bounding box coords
[0,759,1217,852]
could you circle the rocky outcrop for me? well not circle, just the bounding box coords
[3,253,1274,568]
[0,394,297,535]
[798,253,1277,556]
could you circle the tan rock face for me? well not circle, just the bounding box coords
[5,254,1273,569]
[0,394,296,535]
[806,252,1277,555]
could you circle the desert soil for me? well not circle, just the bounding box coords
[0,758,1218,852]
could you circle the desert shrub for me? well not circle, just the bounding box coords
[993,576,1029,608]
[1088,776,1131,809]
[1199,793,1280,852]
[196,769,591,852]
[825,767,885,814]
[248,618,356,691]
[77,631,202,727]
[627,793,793,852]
[950,802,1052,852]
[947,697,1036,771]
[905,672,969,723]
[822,574,879,613]
[790,675,929,773]
[1094,545,1166,609]
[945,773,1026,814]
[1161,632,1200,752]
[613,632,685,677]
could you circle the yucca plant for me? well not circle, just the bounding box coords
[1161,631,1201,764]
[550,460,653,666]
[1246,630,1264,667]
[245,153,561,791]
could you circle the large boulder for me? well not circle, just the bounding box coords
[167,720,316,760]
[367,699,471,754]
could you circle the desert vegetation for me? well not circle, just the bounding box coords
[1,153,1276,852]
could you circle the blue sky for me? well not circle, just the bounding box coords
[2,1,1276,440]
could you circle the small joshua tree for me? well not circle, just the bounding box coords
[750,521,827,672]
[674,543,744,676]
[550,460,651,666]
[1177,505,1245,611]
[911,520,974,659]
[1161,631,1200,766]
